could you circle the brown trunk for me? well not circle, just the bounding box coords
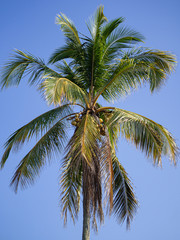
[82,162,91,240]
[82,195,90,240]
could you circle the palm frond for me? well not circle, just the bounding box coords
[55,61,87,90]
[93,58,136,103]
[0,49,65,90]
[60,157,82,224]
[1,50,46,89]
[56,13,81,44]
[101,17,125,39]
[65,112,101,165]
[100,129,114,212]
[10,120,67,192]
[106,108,178,166]
[1,104,72,169]
[101,27,144,65]
[48,45,75,63]
[62,112,103,226]
[112,154,138,228]
[125,48,176,91]
[93,49,176,103]
[87,5,107,40]
[41,75,88,106]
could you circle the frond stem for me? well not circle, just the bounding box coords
[96,107,115,113]
[92,64,134,106]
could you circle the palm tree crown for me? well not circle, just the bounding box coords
[1,6,178,240]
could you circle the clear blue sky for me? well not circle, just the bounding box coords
[0,0,180,239]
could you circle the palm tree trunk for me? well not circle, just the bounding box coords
[82,196,90,240]
[82,162,90,240]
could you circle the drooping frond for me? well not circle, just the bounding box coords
[65,112,101,165]
[56,13,81,44]
[82,157,103,231]
[93,49,176,104]
[10,120,67,192]
[61,112,103,227]
[60,156,82,224]
[126,48,177,91]
[112,154,138,228]
[1,104,72,169]
[1,50,47,89]
[100,129,114,212]
[41,75,88,106]
[106,108,178,166]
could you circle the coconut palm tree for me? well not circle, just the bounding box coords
[1,6,178,240]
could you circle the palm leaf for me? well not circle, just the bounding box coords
[10,120,67,192]
[101,17,125,39]
[87,5,107,40]
[41,75,88,106]
[60,157,82,224]
[1,104,72,169]
[93,58,135,103]
[112,154,138,228]
[93,49,176,104]
[101,27,144,64]
[65,112,101,166]
[125,48,176,91]
[55,61,87,90]
[106,108,178,165]
[100,129,114,211]
[0,49,66,90]
[56,13,81,44]
[48,45,75,63]
[1,50,47,89]
[62,112,103,226]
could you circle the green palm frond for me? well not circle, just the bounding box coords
[84,37,107,97]
[41,75,88,106]
[48,45,75,63]
[56,13,81,44]
[106,108,178,165]
[0,49,66,90]
[101,27,144,65]
[93,49,176,104]
[55,61,87,90]
[87,5,107,40]
[0,50,47,89]
[65,112,101,166]
[126,48,176,91]
[101,17,125,39]
[60,157,82,224]
[112,154,138,228]
[10,120,67,192]
[93,58,135,103]
[1,104,72,169]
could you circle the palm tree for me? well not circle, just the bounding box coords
[0,6,178,240]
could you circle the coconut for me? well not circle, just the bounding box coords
[71,121,77,126]
[99,118,103,123]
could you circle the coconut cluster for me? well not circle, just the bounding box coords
[71,113,82,127]
[97,118,105,136]
[71,111,112,136]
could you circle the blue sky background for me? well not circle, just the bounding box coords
[0,0,180,239]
